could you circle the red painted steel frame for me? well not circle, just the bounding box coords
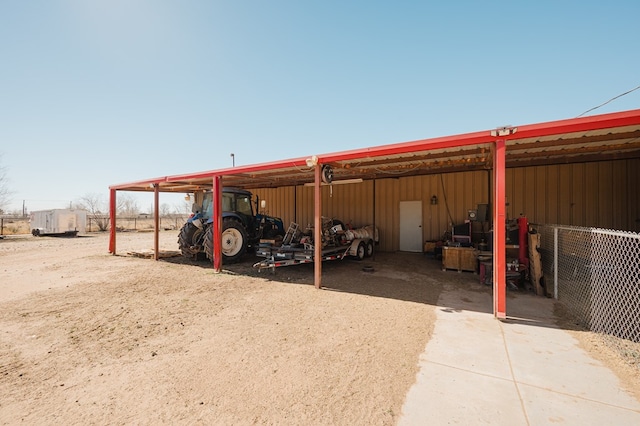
[106,109,640,301]
[109,109,640,193]
[109,189,117,254]
[493,140,507,318]
[213,176,223,272]
[314,164,322,289]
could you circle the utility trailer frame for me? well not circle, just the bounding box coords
[253,238,372,272]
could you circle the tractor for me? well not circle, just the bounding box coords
[177,188,284,263]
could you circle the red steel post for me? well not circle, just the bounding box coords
[109,188,117,254]
[493,140,507,319]
[314,164,322,289]
[213,176,223,272]
[154,184,160,261]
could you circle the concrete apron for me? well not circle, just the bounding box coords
[399,284,640,425]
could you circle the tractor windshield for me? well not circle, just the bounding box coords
[202,192,214,219]
[235,194,253,216]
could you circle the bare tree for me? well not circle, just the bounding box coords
[160,203,172,217]
[76,193,110,231]
[76,193,143,231]
[118,194,139,217]
[0,154,12,213]
[176,200,192,215]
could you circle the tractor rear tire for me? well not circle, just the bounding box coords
[178,222,205,258]
[204,218,248,264]
[178,222,198,258]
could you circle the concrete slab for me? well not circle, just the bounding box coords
[399,284,640,425]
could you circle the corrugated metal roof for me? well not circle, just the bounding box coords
[110,109,640,193]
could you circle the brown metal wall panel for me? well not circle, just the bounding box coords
[533,166,546,224]
[558,167,573,225]
[322,181,374,228]
[628,159,640,232]
[585,162,599,227]
[296,186,314,230]
[375,179,399,252]
[598,162,614,229]
[510,167,525,221]
[546,165,560,225]
[252,187,296,228]
[571,163,585,226]
[612,161,626,230]
[502,159,638,229]
[632,160,640,232]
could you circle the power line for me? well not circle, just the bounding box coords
[577,84,640,117]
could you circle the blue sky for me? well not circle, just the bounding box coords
[1,1,638,213]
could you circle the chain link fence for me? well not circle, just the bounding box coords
[533,224,640,344]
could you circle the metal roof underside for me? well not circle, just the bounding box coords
[110,110,640,194]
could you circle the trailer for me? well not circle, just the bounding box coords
[30,209,87,237]
[253,219,378,272]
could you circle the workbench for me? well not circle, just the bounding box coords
[441,246,477,272]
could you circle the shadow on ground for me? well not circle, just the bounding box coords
[163,250,567,331]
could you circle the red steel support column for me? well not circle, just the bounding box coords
[154,184,160,261]
[213,176,223,272]
[493,140,507,318]
[108,188,117,254]
[314,164,322,289]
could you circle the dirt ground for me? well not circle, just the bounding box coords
[1,231,638,424]
[1,231,442,425]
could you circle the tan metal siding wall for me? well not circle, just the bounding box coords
[252,158,639,252]
[323,180,375,227]
[432,171,489,245]
[387,171,489,251]
[292,182,375,232]
[629,160,640,232]
[251,187,296,227]
[374,179,399,252]
[505,158,639,230]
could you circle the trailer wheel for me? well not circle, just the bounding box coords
[355,241,366,260]
[365,240,374,257]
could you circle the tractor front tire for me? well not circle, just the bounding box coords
[204,218,248,264]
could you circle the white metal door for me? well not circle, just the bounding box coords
[399,201,423,252]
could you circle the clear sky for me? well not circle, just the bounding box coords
[1,0,638,213]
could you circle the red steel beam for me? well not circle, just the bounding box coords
[110,109,640,193]
[213,176,223,272]
[511,108,640,140]
[493,139,507,319]
[314,164,322,289]
[109,189,117,254]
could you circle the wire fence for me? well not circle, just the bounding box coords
[0,214,189,235]
[87,214,189,232]
[533,224,640,344]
